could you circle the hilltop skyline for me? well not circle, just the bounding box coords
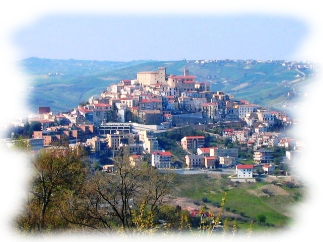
[2,1,322,64]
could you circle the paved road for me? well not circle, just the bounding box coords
[159,168,236,175]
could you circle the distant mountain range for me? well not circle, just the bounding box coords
[17,57,318,115]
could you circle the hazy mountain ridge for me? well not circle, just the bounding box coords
[18,57,153,76]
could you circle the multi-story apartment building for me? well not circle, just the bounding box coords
[202,102,219,120]
[138,130,159,154]
[167,69,196,94]
[98,122,131,135]
[106,132,136,151]
[185,154,205,168]
[195,82,211,92]
[181,136,205,151]
[236,164,254,178]
[151,151,172,168]
[257,110,276,127]
[238,104,258,119]
[216,148,239,159]
[139,99,162,110]
[253,149,274,164]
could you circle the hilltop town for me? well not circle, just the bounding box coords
[2,66,302,179]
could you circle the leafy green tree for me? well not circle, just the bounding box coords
[256,214,267,224]
[125,110,138,123]
[14,146,88,232]
[106,110,118,122]
[26,121,42,138]
[29,121,42,132]
[154,205,190,231]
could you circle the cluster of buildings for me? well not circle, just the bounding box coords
[1,66,301,176]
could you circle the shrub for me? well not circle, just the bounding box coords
[202,197,209,203]
[193,201,200,206]
[256,214,267,224]
[212,202,220,207]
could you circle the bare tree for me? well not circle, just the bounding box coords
[60,149,174,233]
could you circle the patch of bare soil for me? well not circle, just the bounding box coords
[166,196,244,220]
[169,197,201,211]
[262,175,294,184]
[263,184,289,195]
[282,213,295,218]
[248,184,289,197]
[206,173,222,179]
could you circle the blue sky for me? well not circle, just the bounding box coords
[2,1,322,65]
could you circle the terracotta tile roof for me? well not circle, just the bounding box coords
[198,147,210,152]
[140,99,162,103]
[130,155,141,159]
[152,151,172,156]
[237,164,254,169]
[205,156,216,160]
[170,75,196,79]
[202,103,217,106]
[39,120,54,123]
[94,103,111,107]
[184,136,205,139]
[78,107,93,113]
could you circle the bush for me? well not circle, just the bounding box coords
[193,201,200,206]
[256,214,267,224]
[212,202,220,207]
[202,197,209,203]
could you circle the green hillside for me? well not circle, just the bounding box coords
[174,175,323,241]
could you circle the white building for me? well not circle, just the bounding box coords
[262,164,275,175]
[236,164,254,178]
[257,110,276,127]
[238,104,258,119]
[151,151,172,168]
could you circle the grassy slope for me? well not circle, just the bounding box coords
[171,173,305,232]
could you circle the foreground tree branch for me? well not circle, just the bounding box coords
[15,146,88,232]
[65,156,172,241]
